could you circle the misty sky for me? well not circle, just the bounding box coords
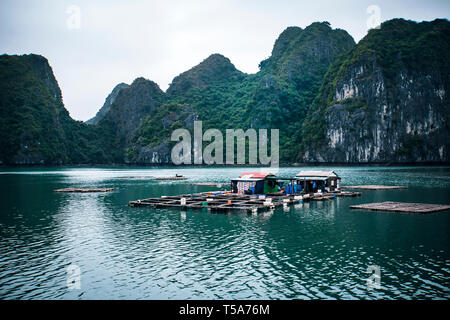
[1,0,449,121]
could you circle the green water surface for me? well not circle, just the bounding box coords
[0,166,449,299]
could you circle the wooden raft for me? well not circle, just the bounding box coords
[54,188,115,193]
[342,185,407,190]
[187,182,219,186]
[116,175,187,180]
[116,176,187,180]
[129,190,361,213]
[350,201,450,214]
[155,176,187,180]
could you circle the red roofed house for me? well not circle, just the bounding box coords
[231,172,278,195]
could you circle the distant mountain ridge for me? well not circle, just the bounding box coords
[86,83,129,125]
[123,21,355,163]
[167,53,245,96]
[0,18,448,165]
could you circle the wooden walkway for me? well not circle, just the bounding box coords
[350,201,450,213]
[342,185,407,190]
[129,190,361,213]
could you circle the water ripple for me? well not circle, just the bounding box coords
[0,167,449,299]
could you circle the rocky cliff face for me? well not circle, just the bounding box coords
[302,19,450,163]
[0,54,124,165]
[0,54,71,164]
[322,55,448,162]
[126,22,355,164]
[98,77,165,147]
[123,54,244,164]
[249,22,355,160]
[260,22,355,87]
[86,83,129,125]
[128,105,198,164]
[2,19,448,165]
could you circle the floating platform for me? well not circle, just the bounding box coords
[116,175,187,180]
[129,190,361,213]
[350,201,450,214]
[187,182,220,186]
[54,187,115,193]
[155,176,187,181]
[116,176,155,179]
[342,185,407,190]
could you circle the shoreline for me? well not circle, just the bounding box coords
[1,162,450,169]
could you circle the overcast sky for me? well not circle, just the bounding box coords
[1,0,449,121]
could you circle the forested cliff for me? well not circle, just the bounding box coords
[0,19,448,165]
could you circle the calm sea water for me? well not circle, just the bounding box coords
[0,166,449,300]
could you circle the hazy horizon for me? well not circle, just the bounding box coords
[1,0,449,121]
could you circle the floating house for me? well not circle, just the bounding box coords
[230,172,279,195]
[294,171,341,193]
[275,176,303,195]
[129,170,362,213]
[229,171,341,195]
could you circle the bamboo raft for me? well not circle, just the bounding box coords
[54,188,115,193]
[342,185,407,190]
[350,201,450,214]
[129,190,361,213]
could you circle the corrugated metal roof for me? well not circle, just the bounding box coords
[295,176,328,181]
[296,171,339,178]
[239,172,274,179]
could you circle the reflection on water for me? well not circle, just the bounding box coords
[0,166,449,299]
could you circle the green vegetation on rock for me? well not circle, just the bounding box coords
[1,19,448,165]
[301,18,450,162]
